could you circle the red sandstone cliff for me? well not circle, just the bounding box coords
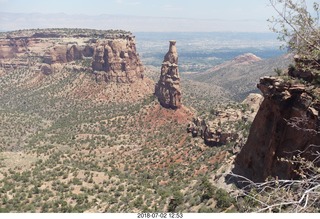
[234,76,320,182]
[0,29,144,84]
[91,36,144,83]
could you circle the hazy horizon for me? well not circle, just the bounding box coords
[0,11,274,33]
[0,0,280,32]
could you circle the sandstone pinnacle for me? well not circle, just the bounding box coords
[155,41,182,109]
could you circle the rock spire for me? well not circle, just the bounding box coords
[155,40,182,109]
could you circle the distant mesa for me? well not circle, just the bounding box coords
[0,28,144,84]
[202,53,262,74]
[232,53,262,64]
[155,40,182,109]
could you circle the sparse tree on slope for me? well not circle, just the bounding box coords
[229,1,320,213]
[268,0,320,77]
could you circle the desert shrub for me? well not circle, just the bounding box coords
[133,196,143,208]
[199,177,216,202]
[167,191,183,212]
[214,188,235,210]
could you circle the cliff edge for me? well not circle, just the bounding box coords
[0,28,144,84]
[234,74,320,182]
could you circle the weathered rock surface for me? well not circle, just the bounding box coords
[241,93,263,121]
[91,36,144,83]
[155,40,182,109]
[287,55,319,82]
[40,63,52,75]
[234,76,320,182]
[0,38,28,59]
[187,93,262,148]
[44,44,92,64]
[232,53,262,64]
[0,29,145,84]
[187,117,238,146]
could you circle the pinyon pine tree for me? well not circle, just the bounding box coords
[268,0,320,79]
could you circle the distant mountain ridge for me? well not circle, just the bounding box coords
[0,11,270,32]
[185,53,293,101]
[201,53,262,73]
[232,53,262,64]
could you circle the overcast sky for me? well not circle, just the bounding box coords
[1,0,314,32]
[1,0,275,20]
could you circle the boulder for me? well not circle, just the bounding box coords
[40,63,52,75]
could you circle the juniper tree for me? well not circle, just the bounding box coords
[268,0,320,77]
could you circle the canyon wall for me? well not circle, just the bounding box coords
[0,29,144,83]
[234,76,320,182]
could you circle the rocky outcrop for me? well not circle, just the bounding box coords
[187,94,263,148]
[287,55,319,82]
[43,44,83,64]
[81,45,95,57]
[232,53,262,64]
[241,93,264,121]
[43,36,144,83]
[0,38,28,59]
[43,45,67,64]
[155,40,182,109]
[187,117,238,146]
[40,64,52,75]
[0,29,144,83]
[234,76,320,182]
[91,36,144,83]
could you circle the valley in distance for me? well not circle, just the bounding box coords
[1,28,316,213]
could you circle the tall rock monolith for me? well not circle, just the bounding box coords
[155,40,182,109]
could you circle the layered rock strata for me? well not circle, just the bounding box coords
[288,55,320,82]
[187,117,238,146]
[43,44,83,64]
[0,29,144,83]
[92,37,144,83]
[234,76,320,182]
[155,40,182,109]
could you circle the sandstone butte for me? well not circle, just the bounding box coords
[155,40,182,110]
[0,29,144,84]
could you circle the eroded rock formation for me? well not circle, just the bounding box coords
[43,36,144,83]
[44,44,82,64]
[0,38,28,59]
[187,94,263,148]
[288,55,320,82]
[0,29,144,84]
[187,117,238,146]
[155,40,182,109]
[234,76,320,182]
[91,37,144,83]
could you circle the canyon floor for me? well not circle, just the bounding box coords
[0,29,293,213]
